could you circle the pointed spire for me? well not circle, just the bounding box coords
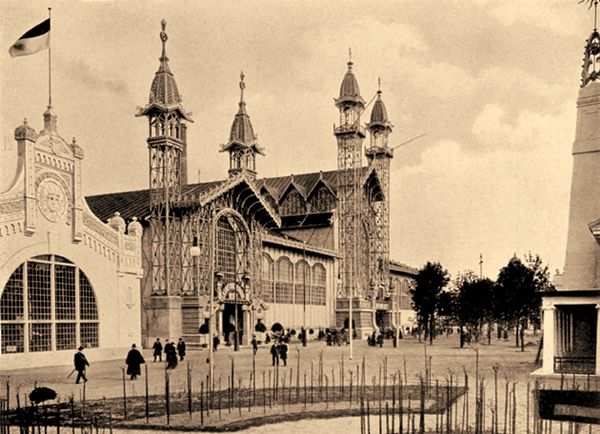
[368,79,392,130]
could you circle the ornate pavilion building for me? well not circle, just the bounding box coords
[81,22,416,348]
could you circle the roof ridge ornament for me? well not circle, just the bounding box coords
[240,70,246,105]
[159,19,170,72]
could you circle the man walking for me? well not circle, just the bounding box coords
[177,337,186,361]
[125,343,145,380]
[152,338,163,362]
[73,346,89,384]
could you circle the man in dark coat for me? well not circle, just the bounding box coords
[73,346,89,384]
[251,335,258,355]
[152,338,163,362]
[213,334,220,351]
[279,342,288,366]
[270,342,279,366]
[126,344,145,380]
[165,341,178,369]
[177,337,186,361]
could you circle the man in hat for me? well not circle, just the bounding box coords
[73,346,89,384]
[152,338,163,362]
[125,343,145,380]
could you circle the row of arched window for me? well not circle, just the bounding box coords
[261,254,327,306]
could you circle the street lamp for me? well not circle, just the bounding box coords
[237,272,250,352]
[191,237,216,389]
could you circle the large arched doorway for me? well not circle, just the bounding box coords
[1,255,99,354]
[214,211,251,346]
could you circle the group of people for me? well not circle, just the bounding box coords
[152,337,186,369]
[270,341,289,366]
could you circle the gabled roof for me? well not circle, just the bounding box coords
[86,166,383,226]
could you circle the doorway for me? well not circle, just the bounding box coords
[222,302,243,345]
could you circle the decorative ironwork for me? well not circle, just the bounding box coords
[554,356,596,374]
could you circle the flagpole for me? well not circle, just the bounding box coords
[48,7,52,107]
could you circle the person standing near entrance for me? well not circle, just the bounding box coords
[279,341,288,366]
[73,346,89,384]
[152,338,163,362]
[251,335,258,355]
[177,337,186,361]
[125,343,145,380]
[270,341,279,366]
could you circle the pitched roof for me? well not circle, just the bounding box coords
[86,166,380,223]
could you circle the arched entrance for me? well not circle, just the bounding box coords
[213,210,252,347]
[220,282,250,347]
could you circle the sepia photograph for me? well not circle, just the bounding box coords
[0,0,599,432]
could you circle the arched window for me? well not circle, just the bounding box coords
[1,255,99,354]
[215,214,250,285]
[294,260,310,306]
[275,257,293,304]
[312,263,327,306]
[261,253,274,303]
[400,279,411,310]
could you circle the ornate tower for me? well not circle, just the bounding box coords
[334,53,368,329]
[366,81,393,296]
[560,10,600,290]
[137,20,192,296]
[220,72,264,179]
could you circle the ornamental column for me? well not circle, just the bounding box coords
[542,304,556,375]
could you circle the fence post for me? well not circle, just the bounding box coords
[121,368,127,421]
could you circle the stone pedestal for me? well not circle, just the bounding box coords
[145,296,182,344]
[336,297,376,339]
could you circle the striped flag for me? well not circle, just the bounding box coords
[9,18,50,58]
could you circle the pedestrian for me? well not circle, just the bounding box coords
[125,343,145,380]
[213,334,220,352]
[163,337,170,361]
[152,338,162,362]
[251,335,258,355]
[377,332,384,348]
[165,341,178,369]
[279,341,288,366]
[270,342,279,366]
[73,346,89,384]
[177,337,186,361]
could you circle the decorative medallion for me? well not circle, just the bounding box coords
[37,178,67,222]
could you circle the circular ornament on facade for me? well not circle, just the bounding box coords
[38,178,67,222]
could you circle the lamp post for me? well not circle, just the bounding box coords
[191,237,215,389]
[239,273,250,351]
[212,272,222,388]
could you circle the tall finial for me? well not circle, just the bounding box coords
[581,0,600,30]
[240,71,246,104]
[347,47,353,68]
[377,77,382,95]
[160,19,168,63]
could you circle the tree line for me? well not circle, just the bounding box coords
[409,253,555,349]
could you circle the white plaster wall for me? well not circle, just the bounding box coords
[0,212,141,369]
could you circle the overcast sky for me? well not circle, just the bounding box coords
[0,1,594,280]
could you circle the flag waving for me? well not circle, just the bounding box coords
[9,18,50,58]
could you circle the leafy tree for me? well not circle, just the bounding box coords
[410,261,450,345]
[445,271,495,347]
[496,254,552,351]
